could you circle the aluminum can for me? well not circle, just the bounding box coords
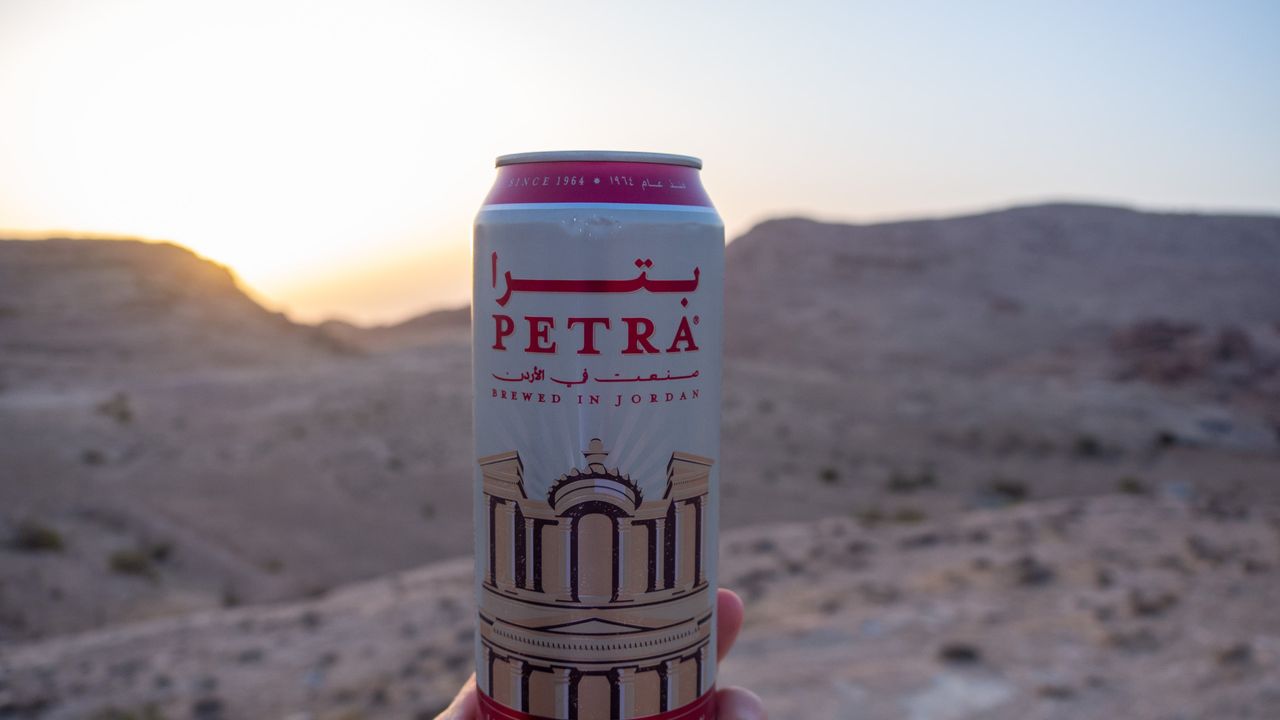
[472,151,724,720]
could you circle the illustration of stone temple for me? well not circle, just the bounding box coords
[477,438,715,720]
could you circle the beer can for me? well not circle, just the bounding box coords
[472,151,724,720]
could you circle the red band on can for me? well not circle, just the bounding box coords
[478,688,718,720]
[483,162,713,206]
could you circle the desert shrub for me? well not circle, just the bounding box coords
[1118,476,1150,495]
[146,541,173,563]
[988,478,1029,503]
[108,542,170,579]
[95,392,134,424]
[81,448,106,465]
[109,550,156,578]
[88,707,167,720]
[887,467,937,493]
[937,642,982,664]
[892,507,927,524]
[1073,433,1104,458]
[9,519,65,552]
[191,698,224,720]
[818,466,840,484]
[1038,685,1076,700]
[854,507,885,527]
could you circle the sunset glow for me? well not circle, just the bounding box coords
[2,0,1278,322]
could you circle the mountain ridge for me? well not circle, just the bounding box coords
[1,203,1277,684]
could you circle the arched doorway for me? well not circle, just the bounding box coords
[564,501,625,602]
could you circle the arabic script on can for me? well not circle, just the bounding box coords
[472,150,724,720]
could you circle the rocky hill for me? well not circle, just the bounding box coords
[0,239,353,390]
[1,205,1279,717]
[317,307,469,353]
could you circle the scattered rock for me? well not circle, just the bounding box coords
[900,533,941,550]
[191,697,224,720]
[81,448,107,466]
[1037,684,1076,700]
[442,653,469,672]
[1010,556,1056,587]
[984,479,1029,506]
[1107,627,1161,654]
[857,582,902,605]
[1128,589,1179,618]
[1216,643,1254,667]
[300,610,323,630]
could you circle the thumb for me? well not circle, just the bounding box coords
[434,674,479,720]
[717,686,767,719]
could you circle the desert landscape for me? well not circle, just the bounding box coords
[2,203,1279,719]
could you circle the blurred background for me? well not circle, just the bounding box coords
[1,1,1278,719]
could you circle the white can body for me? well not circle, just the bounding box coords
[472,152,723,720]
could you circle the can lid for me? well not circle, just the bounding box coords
[495,150,702,169]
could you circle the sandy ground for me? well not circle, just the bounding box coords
[2,497,1278,719]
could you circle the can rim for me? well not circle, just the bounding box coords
[495,150,702,169]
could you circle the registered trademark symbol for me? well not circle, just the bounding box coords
[693,315,700,324]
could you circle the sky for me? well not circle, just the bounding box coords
[1,0,1278,324]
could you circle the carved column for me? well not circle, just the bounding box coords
[568,669,583,720]
[550,522,574,601]
[508,658,530,711]
[486,496,500,587]
[615,522,634,601]
[548,666,573,718]
[663,504,677,590]
[673,501,691,590]
[611,667,637,719]
[650,517,665,592]
[693,497,705,586]
[483,646,495,697]
[695,644,708,696]
[522,516,536,590]
[494,501,517,590]
[660,659,680,712]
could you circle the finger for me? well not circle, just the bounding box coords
[716,686,767,720]
[716,588,745,662]
[434,674,479,720]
